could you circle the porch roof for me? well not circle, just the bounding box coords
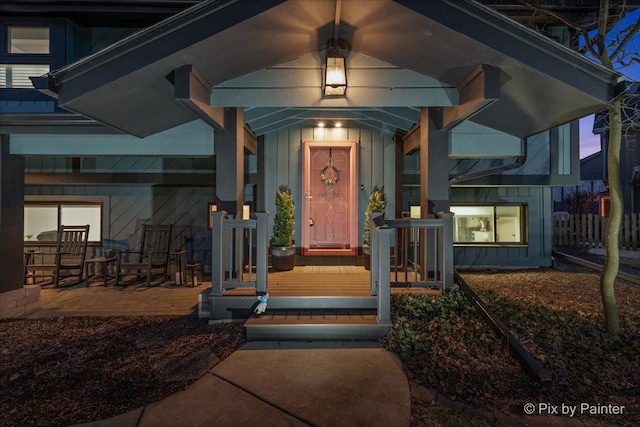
[34,0,623,138]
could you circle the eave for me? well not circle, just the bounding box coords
[33,0,623,139]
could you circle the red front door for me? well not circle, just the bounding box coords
[302,140,358,256]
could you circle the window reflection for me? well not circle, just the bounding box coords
[24,202,102,243]
[8,27,50,54]
[451,205,525,244]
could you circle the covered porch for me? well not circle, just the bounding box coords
[203,209,452,339]
[1,0,623,323]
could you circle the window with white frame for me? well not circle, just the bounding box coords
[24,202,102,243]
[450,204,526,244]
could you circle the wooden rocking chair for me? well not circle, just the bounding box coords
[114,224,172,286]
[24,224,90,287]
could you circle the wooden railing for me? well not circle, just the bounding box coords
[210,210,454,327]
[370,212,454,323]
[554,213,640,250]
[210,211,269,296]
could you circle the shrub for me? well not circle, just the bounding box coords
[363,185,387,245]
[272,185,295,247]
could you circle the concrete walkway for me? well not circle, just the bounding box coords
[71,342,411,427]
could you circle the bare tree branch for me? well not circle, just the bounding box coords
[611,18,640,60]
[516,0,601,57]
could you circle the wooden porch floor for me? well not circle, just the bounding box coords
[223,266,440,297]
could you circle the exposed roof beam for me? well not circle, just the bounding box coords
[358,109,416,131]
[244,125,257,154]
[174,64,225,130]
[251,118,310,135]
[249,109,310,133]
[244,107,292,122]
[210,87,458,107]
[439,64,500,131]
[401,124,420,155]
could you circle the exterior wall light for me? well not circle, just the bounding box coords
[324,45,347,96]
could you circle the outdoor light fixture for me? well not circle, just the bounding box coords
[324,45,347,96]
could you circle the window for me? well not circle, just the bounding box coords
[0,63,49,88]
[451,204,526,245]
[600,196,611,218]
[24,202,102,243]
[8,27,50,54]
[2,25,51,89]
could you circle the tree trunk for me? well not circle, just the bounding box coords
[600,100,622,336]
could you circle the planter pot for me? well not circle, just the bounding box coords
[271,246,296,271]
[363,245,371,271]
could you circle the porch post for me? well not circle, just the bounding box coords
[441,212,454,290]
[0,136,24,293]
[211,211,225,296]
[216,108,245,276]
[370,212,384,296]
[419,108,450,277]
[0,135,37,318]
[255,212,268,294]
[377,227,392,324]
[419,107,450,216]
[215,107,245,215]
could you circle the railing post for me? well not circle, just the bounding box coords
[255,212,269,294]
[234,213,244,281]
[211,211,226,296]
[441,212,454,290]
[377,227,392,324]
[370,212,383,296]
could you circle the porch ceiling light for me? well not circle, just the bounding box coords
[324,45,347,96]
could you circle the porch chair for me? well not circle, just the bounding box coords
[165,225,204,286]
[114,224,172,286]
[24,224,90,287]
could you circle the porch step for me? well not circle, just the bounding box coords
[244,309,391,341]
[210,295,378,321]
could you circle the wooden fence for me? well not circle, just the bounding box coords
[553,213,640,250]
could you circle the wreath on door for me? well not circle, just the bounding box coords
[320,156,340,187]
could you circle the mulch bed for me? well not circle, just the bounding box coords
[398,253,640,426]
[0,316,244,427]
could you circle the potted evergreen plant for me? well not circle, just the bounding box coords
[363,185,387,270]
[271,185,296,271]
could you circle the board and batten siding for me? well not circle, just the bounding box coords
[451,186,553,268]
[448,122,578,187]
[263,126,396,248]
